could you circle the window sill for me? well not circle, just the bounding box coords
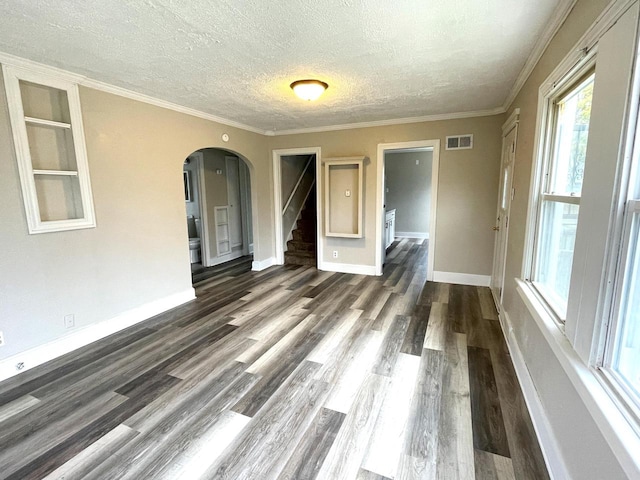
[516,279,640,479]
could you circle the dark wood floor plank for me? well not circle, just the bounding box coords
[491,350,550,480]
[468,346,511,457]
[401,305,431,355]
[278,407,346,480]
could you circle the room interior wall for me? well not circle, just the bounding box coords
[269,115,503,276]
[500,0,632,477]
[385,150,433,235]
[0,78,271,363]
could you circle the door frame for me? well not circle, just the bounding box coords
[272,147,322,266]
[491,108,520,309]
[375,139,440,278]
[192,151,212,267]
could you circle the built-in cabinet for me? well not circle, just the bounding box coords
[3,65,96,234]
[324,156,364,238]
[384,209,396,249]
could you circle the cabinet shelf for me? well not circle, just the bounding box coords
[33,169,79,176]
[25,116,72,129]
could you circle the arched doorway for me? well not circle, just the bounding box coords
[183,147,254,283]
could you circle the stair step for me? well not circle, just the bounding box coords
[292,230,316,242]
[285,251,317,266]
[287,240,316,252]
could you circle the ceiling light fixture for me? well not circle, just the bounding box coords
[290,79,328,101]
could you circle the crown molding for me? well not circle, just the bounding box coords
[502,0,578,111]
[0,51,268,135]
[0,51,506,139]
[269,107,506,136]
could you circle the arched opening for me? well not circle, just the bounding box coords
[183,147,255,284]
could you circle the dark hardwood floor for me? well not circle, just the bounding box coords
[0,238,549,479]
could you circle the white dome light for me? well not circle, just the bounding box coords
[290,79,328,101]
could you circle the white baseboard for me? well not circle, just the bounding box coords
[395,231,429,239]
[499,310,570,480]
[207,250,246,267]
[320,261,377,276]
[432,271,491,286]
[0,288,195,382]
[252,256,277,271]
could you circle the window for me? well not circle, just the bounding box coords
[603,130,640,415]
[2,64,96,234]
[530,69,595,320]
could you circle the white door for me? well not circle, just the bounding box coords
[491,123,518,308]
[226,156,242,248]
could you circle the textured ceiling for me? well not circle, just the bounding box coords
[0,0,561,132]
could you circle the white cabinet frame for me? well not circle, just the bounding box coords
[3,64,96,234]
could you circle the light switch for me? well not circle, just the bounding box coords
[345,189,351,197]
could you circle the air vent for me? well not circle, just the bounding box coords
[446,134,473,150]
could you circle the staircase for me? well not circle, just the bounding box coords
[285,187,317,266]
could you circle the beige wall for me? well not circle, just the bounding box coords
[0,79,270,360]
[500,0,629,477]
[270,115,503,274]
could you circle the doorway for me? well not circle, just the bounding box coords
[376,140,440,278]
[491,110,519,309]
[183,148,254,283]
[273,147,322,267]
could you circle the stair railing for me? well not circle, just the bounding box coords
[282,155,314,215]
[282,156,316,250]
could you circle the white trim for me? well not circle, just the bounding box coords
[272,147,322,266]
[271,108,505,136]
[0,289,195,382]
[432,271,491,287]
[252,256,277,271]
[502,0,578,110]
[395,231,429,239]
[320,262,377,276]
[499,309,571,480]
[502,108,521,134]
[376,140,439,279]
[517,280,640,479]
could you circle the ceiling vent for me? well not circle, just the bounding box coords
[446,134,473,150]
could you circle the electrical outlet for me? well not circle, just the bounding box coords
[333,250,338,258]
[64,314,75,329]
[0,330,4,346]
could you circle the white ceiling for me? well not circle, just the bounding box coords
[0,0,563,133]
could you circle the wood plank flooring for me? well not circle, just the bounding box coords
[0,238,549,480]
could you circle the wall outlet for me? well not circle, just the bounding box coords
[64,314,75,329]
[345,189,351,197]
[333,250,338,258]
[0,330,4,346]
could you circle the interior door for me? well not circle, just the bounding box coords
[491,124,518,308]
[226,156,243,248]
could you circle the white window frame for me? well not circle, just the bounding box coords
[2,64,96,234]
[597,64,640,430]
[525,53,597,323]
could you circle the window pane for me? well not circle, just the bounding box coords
[534,201,580,317]
[549,74,594,196]
[612,212,640,400]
